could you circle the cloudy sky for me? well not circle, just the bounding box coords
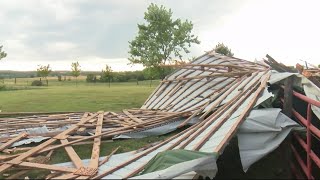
[0,0,319,71]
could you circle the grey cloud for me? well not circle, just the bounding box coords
[0,0,250,64]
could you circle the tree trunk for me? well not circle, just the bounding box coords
[14,78,16,84]
[46,77,48,86]
[136,79,139,86]
[149,78,152,87]
[108,77,110,88]
[76,77,78,87]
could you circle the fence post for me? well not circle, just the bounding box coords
[283,76,293,118]
[306,104,312,179]
[283,76,293,178]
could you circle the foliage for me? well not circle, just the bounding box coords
[57,75,62,81]
[0,45,7,60]
[71,61,81,78]
[71,61,81,86]
[214,42,234,57]
[31,80,43,86]
[128,3,200,78]
[36,64,51,85]
[86,74,97,83]
[100,65,112,81]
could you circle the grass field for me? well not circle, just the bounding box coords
[0,77,159,112]
[0,77,288,179]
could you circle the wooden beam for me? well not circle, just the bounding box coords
[88,112,104,168]
[162,71,252,82]
[0,133,28,151]
[122,110,143,123]
[15,162,76,173]
[61,139,83,169]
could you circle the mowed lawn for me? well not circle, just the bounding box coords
[0,78,159,112]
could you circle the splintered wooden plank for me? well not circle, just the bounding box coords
[0,133,28,151]
[76,113,91,133]
[15,162,76,173]
[61,139,83,169]
[75,112,104,179]
[89,112,104,168]
[122,110,143,123]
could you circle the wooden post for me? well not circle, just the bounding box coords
[283,76,294,178]
[283,76,293,118]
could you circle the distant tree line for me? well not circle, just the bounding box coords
[86,67,174,83]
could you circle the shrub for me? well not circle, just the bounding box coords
[86,74,97,83]
[58,75,62,81]
[31,80,43,86]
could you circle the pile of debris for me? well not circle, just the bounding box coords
[0,50,319,179]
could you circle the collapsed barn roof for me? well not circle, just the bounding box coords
[0,50,318,179]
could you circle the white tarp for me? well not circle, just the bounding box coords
[237,108,301,172]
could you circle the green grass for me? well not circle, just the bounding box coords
[0,77,166,178]
[0,78,159,112]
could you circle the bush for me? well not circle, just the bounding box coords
[86,74,97,83]
[31,80,43,86]
[58,75,62,81]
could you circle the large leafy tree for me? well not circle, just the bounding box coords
[214,43,234,57]
[71,61,81,86]
[0,45,7,60]
[37,64,51,86]
[129,3,200,79]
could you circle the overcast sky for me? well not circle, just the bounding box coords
[0,0,319,71]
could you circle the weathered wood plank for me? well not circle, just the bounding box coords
[0,133,27,151]
[122,110,143,123]
[15,162,76,173]
[61,139,83,169]
[283,76,293,118]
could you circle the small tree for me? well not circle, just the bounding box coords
[0,45,7,60]
[214,43,234,57]
[57,75,62,81]
[101,65,113,87]
[129,3,200,79]
[37,64,51,86]
[71,61,81,86]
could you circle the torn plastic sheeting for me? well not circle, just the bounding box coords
[237,108,302,172]
[11,137,50,147]
[301,76,320,119]
[268,71,320,119]
[130,153,218,179]
[113,117,199,139]
[138,149,217,175]
[268,71,296,85]
[3,126,70,148]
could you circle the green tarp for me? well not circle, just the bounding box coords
[139,149,217,175]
